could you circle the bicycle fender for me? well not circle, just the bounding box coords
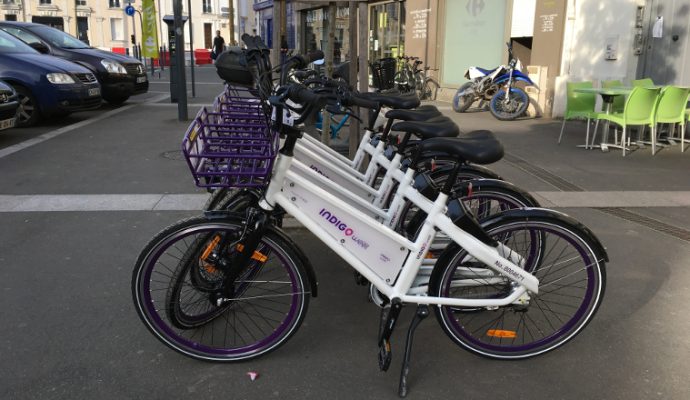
[481,208,610,262]
[268,225,319,297]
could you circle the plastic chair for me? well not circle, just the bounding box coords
[558,81,597,148]
[592,86,662,156]
[654,86,690,152]
[632,78,655,87]
[602,80,626,113]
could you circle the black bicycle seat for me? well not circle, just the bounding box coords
[392,117,460,139]
[416,131,504,165]
[359,92,421,109]
[385,108,441,122]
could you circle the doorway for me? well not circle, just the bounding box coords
[638,0,690,85]
[204,23,212,49]
[77,17,89,44]
[368,1,405,62]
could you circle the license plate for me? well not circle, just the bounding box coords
[0,117,16,131]
[136,76,147,83]
[88,87,101,97]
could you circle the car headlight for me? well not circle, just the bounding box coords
[101,59,128,75]
[46,73,76,84]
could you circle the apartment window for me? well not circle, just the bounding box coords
[203,0,212,13]
[109,0,121,8]
[76,0,87,6]
[110,17,123,41]
[39,0,52,5]
[2,1,17,6]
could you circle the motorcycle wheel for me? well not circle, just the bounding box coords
[489,87,529,121]
[452,82,475,113]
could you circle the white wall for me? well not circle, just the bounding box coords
[511,0,536,37]
[553,0,644,117]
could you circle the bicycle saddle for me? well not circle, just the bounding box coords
[359,92,421,109]
[392,116,460,139]
[416,131,504,165]
[385,108,441,122]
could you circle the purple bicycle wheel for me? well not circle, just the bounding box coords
[431,218,606,359]
[132,217,309,361]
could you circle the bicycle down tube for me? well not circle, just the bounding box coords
[260,151,540,307]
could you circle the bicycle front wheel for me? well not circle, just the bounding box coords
[132,216,310,361]
[429,215,606,359]
[420,78,440,101]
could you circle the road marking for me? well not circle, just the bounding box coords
[2,191,690,212]
[0,94,169,160]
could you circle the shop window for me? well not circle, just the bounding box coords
[110,18,124,41]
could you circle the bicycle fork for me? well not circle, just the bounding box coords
[210,208,271,305]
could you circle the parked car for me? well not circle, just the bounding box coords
[0,29,102,127]
[0,79,19,132]
[0,22,148,105]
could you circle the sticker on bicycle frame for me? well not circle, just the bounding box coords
[285,177,408,283]
[293,148,376,200]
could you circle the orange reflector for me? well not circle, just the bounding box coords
[425,252,436,259]
[236,244,268,263]
[200,235,221,261]
[487,329,517,338]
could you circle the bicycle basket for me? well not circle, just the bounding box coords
[370,57,396,90]
[182,107,278,189]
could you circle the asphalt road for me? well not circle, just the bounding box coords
[1,66,690,399]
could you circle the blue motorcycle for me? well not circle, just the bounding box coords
[453,43,537,121]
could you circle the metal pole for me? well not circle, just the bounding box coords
[358,1,369,127]
[187,0,196,97]
[348,1,360,159]
[228,0,236,45]
[321,2,336,145]
[173,0,188,120]
[136,10,144,62]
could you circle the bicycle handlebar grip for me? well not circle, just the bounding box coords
[343,93,380,110]
[287,85,328,108]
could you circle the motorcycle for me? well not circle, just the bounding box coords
[452,43,537,121]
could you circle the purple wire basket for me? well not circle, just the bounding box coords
[182,103,278,189]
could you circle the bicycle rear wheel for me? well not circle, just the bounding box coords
[429,215,606,359]
[132,216,310,361]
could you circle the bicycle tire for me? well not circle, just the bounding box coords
[429,213,606,359]
[420,78,440,101]
[452,82,475,113]
[132,216,310,361]
[489,87,529,121]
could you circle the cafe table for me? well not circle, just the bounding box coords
[573,86,633,151]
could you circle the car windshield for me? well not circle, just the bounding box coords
[0,30,38,54]
[31,25,90,49]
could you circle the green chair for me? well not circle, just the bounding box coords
[602,80,625,113]
[632,78,655,88]
[654,86,690,152]
[592,86,662,156]
[558,81,597,148]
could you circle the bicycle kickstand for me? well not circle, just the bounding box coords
[398,304,430,398]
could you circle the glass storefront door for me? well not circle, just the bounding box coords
[369,1,405,62]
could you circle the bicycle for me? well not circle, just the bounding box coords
[394,56,440,101]
[132,35,607,397]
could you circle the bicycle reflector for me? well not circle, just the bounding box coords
[487,329,517,339]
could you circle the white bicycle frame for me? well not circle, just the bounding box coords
[258,130,539,308]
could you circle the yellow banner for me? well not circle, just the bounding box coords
[142,0,159,58]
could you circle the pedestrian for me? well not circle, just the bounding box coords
[212,30,225,61]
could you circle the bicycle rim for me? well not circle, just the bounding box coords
[133,220,309,361]
[432,220,605,359]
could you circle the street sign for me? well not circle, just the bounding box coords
[125,4,135,16]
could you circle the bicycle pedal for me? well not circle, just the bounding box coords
[378,339,392,371]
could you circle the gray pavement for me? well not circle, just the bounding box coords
[1,67,690,399]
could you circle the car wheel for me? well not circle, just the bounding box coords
[105,95,130,106]
[14,86,41,127]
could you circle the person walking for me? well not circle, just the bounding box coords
[212,30,225,61]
